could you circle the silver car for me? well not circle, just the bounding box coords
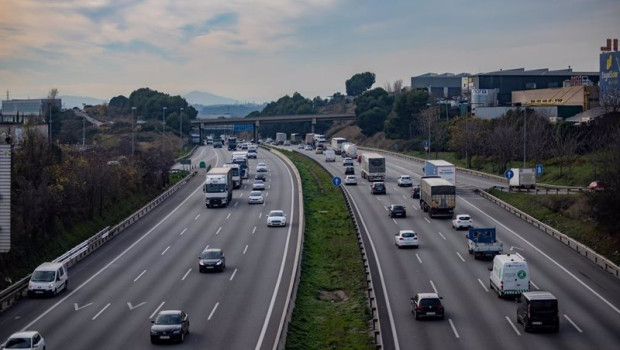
[248,191,264,204]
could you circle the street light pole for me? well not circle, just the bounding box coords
[162,107,167,154]
[179,107,184,152]
[131,107,136,156]
[523,107,527,168]
[82,114,85,145]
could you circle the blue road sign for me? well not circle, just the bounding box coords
[332,176,342,186]
[536,164,543,175]
[505,170,514,179]
[423,140,429,147]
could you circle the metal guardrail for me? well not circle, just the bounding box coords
[0,170,199,312]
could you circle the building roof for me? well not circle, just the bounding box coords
[414,72,470,78]
[478,68,598,76]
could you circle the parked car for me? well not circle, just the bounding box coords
[587,181,606,191]
[256,163,268,172]
[452,214,473,230]
[248,190,265,204]
[267,210,287,227]
[198,248,226,272]
[252,180,266,191]
[411,185,420,199]
[344,175,358,185]
[1,331,45,350]
[397,175,413,187]
[370,182,386,195]
[394,230,419,248]
[410,293,445,320]
[388,204,407,218]
[344,166,355,175]
[150,310,190,343]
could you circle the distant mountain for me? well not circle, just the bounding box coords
[196,103,267,119]
[61,95,107,109]
[183,90,238,106]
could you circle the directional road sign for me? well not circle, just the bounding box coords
[332,176,342,186]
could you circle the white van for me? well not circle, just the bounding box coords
[28,262,68,297]
[489,254,529,298]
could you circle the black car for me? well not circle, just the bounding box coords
[150,310,190,343]
[255,173,266,181]
[370,182,386,195]
[344,166,355,175]
[388,204,407,218]
[411,185,420,199]
[411,293,445,320]
[198,248,226,272]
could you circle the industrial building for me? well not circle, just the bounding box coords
[0,98,61,124]
[411,73,470,100]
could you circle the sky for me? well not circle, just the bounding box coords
[1,0,619,104]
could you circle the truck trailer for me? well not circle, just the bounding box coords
[331,137,347,155]
[275,132,287,145]
[203,167,234,208]
[360,152,386,181]
[342,143,358,158]
[419,177,456,218]
[509,168,536,190]
[424,160,456,186]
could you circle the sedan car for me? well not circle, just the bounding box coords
[394,230,419,248]
[150,310,190,343]
[344,166,355,175]
[343,157,354,166]
[370,182,386,195]
[452,214,473,230]
[267,210,287,227]
[252,180,266,190]
[1,331,45,350]
[256,163,268,172]
[297,143,305,149]
[411,293,445,320]
[248,190,265,204]
[255,173,266,181]
[198,248,226,272]
[305,145,313,151]
[388,204,407,218]
[344,175,357,185]
[397,175,413,187]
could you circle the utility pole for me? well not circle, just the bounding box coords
[131,107,136,156]
[162,107,167,154]
[179,107,184,152]
[523,108,527,168]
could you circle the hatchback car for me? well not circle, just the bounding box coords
[343,157,354,166]
[248,191,265,204]
[252,180,266,190]
[394,230,419,248]
[452,214,473,230]
[267,210,287,227]
[305,145,313,151]
[411,293,445,320]
[2,331,45,350]
[247,150,258,159]
[298,143,305,149]
[198,248,226,272]
[397,175,413,187]
[344,175,357,186]
[150,310,190,343]
[388,204,407,218]
[255,173,266,181]
[344,166,355,175]
[256,163,268,172]
[370,182,386,195]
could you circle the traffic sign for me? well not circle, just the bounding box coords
[536,164,543,175]
[504,170,514,179]
[423,140,429,147]
[332,176,342,186]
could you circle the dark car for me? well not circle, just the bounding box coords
[411,293,445,320]
[344,166,355,175]
[198,248,226,272]
[213,141,223,148]
[517,291,559,332]
[370,182,386,195]
[150,310,190,343]
[255,173,266,181]
[411,185,420,199]
[388,204,407,218]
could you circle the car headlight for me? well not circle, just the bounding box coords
[172,328,181,334]
[199,260,205,266]
[216,260,222,265]
[47,283,54,289]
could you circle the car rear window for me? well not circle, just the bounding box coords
[459,216,471,220]
[402,232,416,237]
[420,298,441,307]
[530,300,557,312]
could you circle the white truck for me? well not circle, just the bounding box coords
[360,152,385,181]
[509,168,536,190]
[275,132,287,145]
[489,254,530,298]
[222,163,242,189]
[331,137,347,155]
[325,149,336,162]
[424,160,456,186]
[203,167,234,208]
[467,228,503,260]
[342,143,358,158]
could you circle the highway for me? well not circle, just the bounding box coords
[296,145,620,350]
[0,146,302,349]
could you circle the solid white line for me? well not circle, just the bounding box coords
[437,232,446,240]
[430,280,438,294]
[179,228,187,236]
[230,268,238,281]
[564,314,583,333]
[505,316,521,335]
[208,302,219,321]
[461,196,620,315]
[448,319,460,338]
[92,303,111,320]
[252,226,257,234]
[161,246,170,255]
[216,227,222,235]
[150,301,166,319]
[133,270,147,282]
[456,251,466,262]
[181,268,191,281]
[530,280,540,290]
[194,214,200,220]
[243,245,248,254]
[477,278,489,292]
[416,253,422,264]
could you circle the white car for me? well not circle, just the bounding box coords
[297,143,305,149]
[344,175,357,185]
[252,180,266,190]
[256,163,268,172]
[2,331,46,350]
[397,175,413,187]
[248,191,264,204]
[452,214,473,230]
[267,210,287,227]
[394,230,419,248]
[305,145,313,151]
[343,157,354,166]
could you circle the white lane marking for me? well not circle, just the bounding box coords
[234,201,239,207]
[239,193,244,198]
[563,314,583,333]
[243,245,248,254]
[402,195,407,200]
[430,280,438,294]
[133,270,147,282]
[230,268,238,281]
[424,217,431,224]
[226,213,231,219]
[384,206,388,211]
[74,303,92,311]
[259,212,262,219]
[150,301,166,319]
[416,253,422,264]
[461,196,620,315]
[194,214,200,220]
[437,232,446,240]
[477,279,489,292]
[181,268,192,281]
[456,252,466,262]
[392,218,398,225]
[179,228,187,236]
[92,303,111,320]
[161,246,170,255]
[216,227,222,235]
[266,193,269,197]
[448,319,460,338]
[127,302,146,311]
[505,316,521,335]
[208,302,219,321]
[252,226,257,234]
[530,280,540,290]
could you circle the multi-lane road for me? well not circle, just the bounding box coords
[298,146,620,350]
[0,146,302,349]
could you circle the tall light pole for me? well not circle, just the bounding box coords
[82,114,85,145]
[162,107,167,154]
[523,107,527,168]
[131,107,136,156]
[179,107,184,152]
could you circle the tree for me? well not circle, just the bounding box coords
[354,88,393,136]
[485,117,520,174]
[384,90,429,139]
[346,72,376,97]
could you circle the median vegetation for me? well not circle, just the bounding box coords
[284,150,375,350]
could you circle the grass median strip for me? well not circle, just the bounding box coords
[285,151,375,350]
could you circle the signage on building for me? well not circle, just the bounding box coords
[600,51,620,104]
[472,89,488,95]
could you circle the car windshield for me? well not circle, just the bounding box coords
[250,191,262,197]
[270,212,284,217]
[155,314,181,325]
[31,270,55,282]
[5,337,32,348]
[205,183,226,192]
[420,298,441,307]
[530,300,557,312]
[401,176,410,180]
